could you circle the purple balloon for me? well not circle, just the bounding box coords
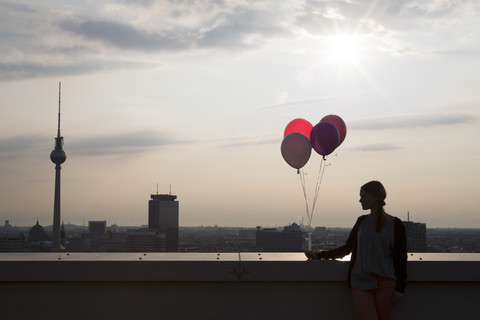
[321,114,347,147]
[281,132,312,170]
[310,122,339,156]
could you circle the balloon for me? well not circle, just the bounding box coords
[284,118,313,140]
[281,132,312,170]
[310,122,339,156]
[320,114,346,147]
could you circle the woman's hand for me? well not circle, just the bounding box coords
[392,291,404,305]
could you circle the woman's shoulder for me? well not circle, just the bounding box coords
[384,212,400,222]
[386,214,406,230]
[355,215,369,224]
[388,214,402,224]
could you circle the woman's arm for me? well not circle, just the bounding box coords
[393,217,408,293]
[306,216,366,260]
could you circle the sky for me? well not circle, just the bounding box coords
[0,0,479,229]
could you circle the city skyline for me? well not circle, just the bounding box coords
[1,1,479,228]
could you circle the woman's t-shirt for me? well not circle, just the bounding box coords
[351,213,397,290]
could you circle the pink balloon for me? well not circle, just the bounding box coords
[320,114,346,147]
[284,119,313,140]
[281,132,312,170]
[310,122,339,157]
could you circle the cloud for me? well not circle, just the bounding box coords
[0,60,147,81]
[0,135,48,154]
[60,19,192,52]
[349,143,401,152]
[1,0,479,81]
[0,1,297,81]
[0,130,279,160]
[0,135,51,166]
[126,0,155,6]
[68,131,184,156]
[59,6,292,53]
[0,131,184,158]
[295,0,480,57]
[258,97,338,110]
[197,9,292,50]
[214,135,279,148]
[296,0,476,34]
[349,113,476,130]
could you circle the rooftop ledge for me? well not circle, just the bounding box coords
[1,252,479,282]
[1,253,479,319]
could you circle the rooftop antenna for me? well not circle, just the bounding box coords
[408,211,410,222]
[156,183,159,195]
[169,184,172,195]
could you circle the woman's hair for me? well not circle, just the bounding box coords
[361,181,387,232]
[361,180,387,207]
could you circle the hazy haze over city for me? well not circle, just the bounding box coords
[0,0,479,228]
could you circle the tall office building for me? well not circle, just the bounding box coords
[148,194,179,252]
[403,220,427,252]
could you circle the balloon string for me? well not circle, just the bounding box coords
[299,158,328,251]
[307,157,328,234]
[310,157,326,225]
[299,170,310,225]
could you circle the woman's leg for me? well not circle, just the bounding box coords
[351,288,378,320]
[374,276,397,320]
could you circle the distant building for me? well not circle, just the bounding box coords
[81,232,105,252]
[103,231,128,252]
[88,221,107,234]
[313,227,327,235]
[61,223,66,249]
[77,221,108,251]
[0,232,25,252]
[3,220,12,228]
[403,221,427,252]
[126,229,166,252]
[67,226,128,253]
[148,194,179,252]
[238,228,257,239]
[28,220,52,252]
[256,223,306,252]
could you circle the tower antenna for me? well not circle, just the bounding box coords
[57,82,61,138]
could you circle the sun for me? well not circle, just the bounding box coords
[327,35,360,65]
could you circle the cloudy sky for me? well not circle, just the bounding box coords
[1,0,479,229]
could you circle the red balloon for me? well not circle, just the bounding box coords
[310,122,339,157]
[281,132,312,170]
[284,118,313,140]
[320,114,346,147]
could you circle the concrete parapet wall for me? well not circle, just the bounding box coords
[1,253,479,319]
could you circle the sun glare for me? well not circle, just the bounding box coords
[327,35,360,65]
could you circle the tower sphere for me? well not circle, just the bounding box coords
[50,149,66,164]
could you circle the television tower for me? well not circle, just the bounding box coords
[50,82,67,251]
